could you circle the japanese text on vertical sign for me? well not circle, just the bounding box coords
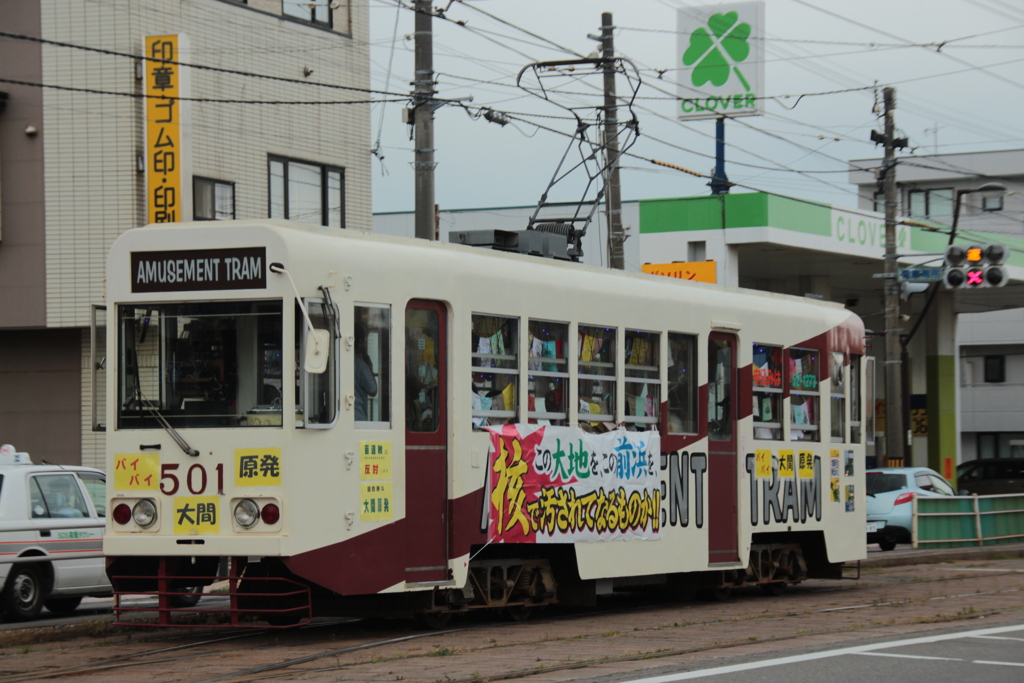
[113,453,160,491]
[234,448,282,486]
[359,441,392,480]
[146,35,180,225]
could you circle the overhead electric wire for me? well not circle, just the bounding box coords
[0,30,405,97]
[0,77,400,105]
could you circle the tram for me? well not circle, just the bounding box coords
[102,219,870,626]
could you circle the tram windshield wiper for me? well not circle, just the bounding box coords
[132,384,200,458]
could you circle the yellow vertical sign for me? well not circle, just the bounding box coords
[113,453,160,491]
[798,451,815,479]
[778,450,795,478]
[754,449,771,479]
[359,441,392,480]
[145,35,186,224]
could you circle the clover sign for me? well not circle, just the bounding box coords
[682,11,752,91]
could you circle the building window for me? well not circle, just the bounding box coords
[269,156,344,228]
[982,195,1004,212]
[873,191,885,213]
[984,355,1005,383]
[283,0,331,25]
[752,343,782,440]
[908,188,953,219]
[194,177,235,220]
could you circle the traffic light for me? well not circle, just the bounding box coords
[943,243,1009,288]
[943,244,967,288]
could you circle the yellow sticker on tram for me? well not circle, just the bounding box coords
[359,441,392,480]
[234,448,282,487]
[754,450,772,479]
[778,450,795,478]
[113,453,160,491]
[798,451,815,479]
[360,482,393,522]
[173,496,220,535]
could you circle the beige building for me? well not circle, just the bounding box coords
[0,0,371,468]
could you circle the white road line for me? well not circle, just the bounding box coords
[973,660,1024,667]
[971,635,1024,642]
[855,652,960,661]
[618,624,1024,683]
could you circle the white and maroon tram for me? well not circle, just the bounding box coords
[103,219,870,626]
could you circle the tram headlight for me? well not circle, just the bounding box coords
[132,499,158,528]
[113,503,132,525]
[233,499,260,528]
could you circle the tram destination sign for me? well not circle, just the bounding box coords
[131,247,267,293]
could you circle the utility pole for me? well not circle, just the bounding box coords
[413,0,435,240]
[881,87,905,465]
[600,12,625,270]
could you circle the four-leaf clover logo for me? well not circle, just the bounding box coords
[682,11,752,92]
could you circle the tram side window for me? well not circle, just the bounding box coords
[708,337,733,441]
[528,320,568,426]
[849,355,862,444]
[578,325,616,429]
[667,333,697,434]
[752,344,783,440]
[789,347,820,442]
[406,308,440,432]
[625,330,659,431]
[471,315,519,428]
[355,304,391,425]
[298,300,338,427]
[830,351,846,443]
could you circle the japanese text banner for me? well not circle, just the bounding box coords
[485,425,661,544]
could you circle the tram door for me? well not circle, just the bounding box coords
[707,333,740,564]
[404,300,449,583]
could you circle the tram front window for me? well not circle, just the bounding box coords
[117,301,283,428]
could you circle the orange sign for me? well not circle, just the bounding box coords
[145,35,190,224]
[642,261,716,283]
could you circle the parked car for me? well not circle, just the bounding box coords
[0,444,110,620]
[956,458,1024,495]
[866,467,956,551]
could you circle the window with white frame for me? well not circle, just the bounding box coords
[283,0,331,26]
[830,351,846,443]
[624,330,659,430]
[194,177,235,220]
[269,156,344,228]
[789,347,820,442]
[908,188,953,219]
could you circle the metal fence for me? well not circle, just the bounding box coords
[913,493,1024,548]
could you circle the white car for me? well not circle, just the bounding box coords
[0,445,109,620]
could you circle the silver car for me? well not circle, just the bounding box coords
[0,446,109,620]
[866,467,956,551]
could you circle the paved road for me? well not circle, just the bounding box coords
[605,621,1024,683]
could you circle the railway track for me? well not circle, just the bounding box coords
[1,559,1022,683]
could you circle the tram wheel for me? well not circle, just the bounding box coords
[415,610,452,630]
[502,604,532,622]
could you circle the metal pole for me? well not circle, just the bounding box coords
[601,12,624,270]
[414,0,435,241]
[710,117,730,195]
[882,87,904,465]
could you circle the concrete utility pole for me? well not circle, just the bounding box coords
[601,12,625,270]
[413,0,436,240]
[881,87,905,464]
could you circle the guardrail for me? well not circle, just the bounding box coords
[912,493,1024,548]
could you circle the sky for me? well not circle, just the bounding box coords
[366,0,1024,216]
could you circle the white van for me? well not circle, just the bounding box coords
[0,445,109,620]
